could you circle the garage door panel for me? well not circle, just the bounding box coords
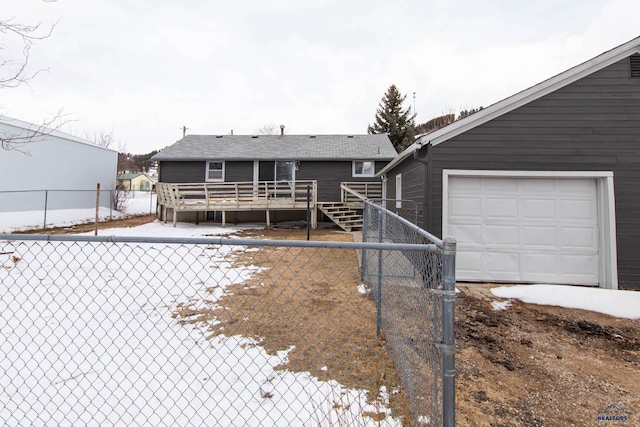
[448,176,599,285]
[518,179,555,194]
[449,223,483,243]
[557,179,594,194]
[558,199,596,221]
[450,176,481,191]
[484,224,520,246]
[522,225,557,247]
[559,227,598,249]
[484,251,520,280]
[521,252,558,274]
[456,251,483,278]
[520,199,556,219]
[449,197,482,219]
[485,198,518,218]
[484,178,517,192]
[561,254,599,275]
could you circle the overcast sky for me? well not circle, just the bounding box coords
[2,0,639,154]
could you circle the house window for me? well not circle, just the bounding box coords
[206,160,224,182]
[353,161,375,177]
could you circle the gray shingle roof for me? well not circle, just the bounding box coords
[152,134,397,161]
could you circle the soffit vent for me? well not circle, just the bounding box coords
[631,54,640,78]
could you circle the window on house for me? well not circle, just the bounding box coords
[206,160,224,181]
[352,161,375,177]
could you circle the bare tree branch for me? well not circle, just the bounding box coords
[254,124,277,135]
[0,109,73,152]
[0,16,57,90]
[85,129,116,149]
[1,2,62,150]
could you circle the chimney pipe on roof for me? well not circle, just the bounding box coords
[230,129,233,135]
[280,124,285,136]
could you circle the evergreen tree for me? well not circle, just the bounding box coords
[367,85,416,151]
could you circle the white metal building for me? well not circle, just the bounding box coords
[0,115,118,212]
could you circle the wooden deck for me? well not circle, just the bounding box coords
[156,181,318,227]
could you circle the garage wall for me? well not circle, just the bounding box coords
[422,56,640,288]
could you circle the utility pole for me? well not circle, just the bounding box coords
[413,92,416,115]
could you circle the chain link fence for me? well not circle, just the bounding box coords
[0,210,455,426]
[369,199,420,225]
[0,189,156,232]
[362,201,456,427]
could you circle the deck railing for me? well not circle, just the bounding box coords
[340,181,383,203]
[156,180,318,227]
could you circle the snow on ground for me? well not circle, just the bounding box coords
[0,192,156,233]
[1,213,400,425]
[491,284,640,320]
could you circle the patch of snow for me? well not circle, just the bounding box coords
[491,284,640,319]
[491,299,512,311]
[0,207,123,233]
[0,217,402,425]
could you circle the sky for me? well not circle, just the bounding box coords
[1,0,640,154]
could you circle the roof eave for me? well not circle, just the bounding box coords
[378,35,640,175]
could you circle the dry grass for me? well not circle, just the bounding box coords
[174,227,414,424]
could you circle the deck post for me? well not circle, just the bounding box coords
[222,211,226,227]
[266,210,270,228]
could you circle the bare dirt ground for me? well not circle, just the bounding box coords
[455,284,640,427]
[17,217,640,425]
[14,214,157,234]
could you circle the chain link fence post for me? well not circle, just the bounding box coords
[442,236,457,427]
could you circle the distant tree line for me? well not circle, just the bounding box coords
[117,150,158,174]
[414,107,484,135]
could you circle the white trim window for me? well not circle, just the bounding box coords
[206,160,224,182]
[352,161,375,177]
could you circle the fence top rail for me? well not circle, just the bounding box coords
[0,189,118,194]
[365,199,444,248]
[0,233,439,252]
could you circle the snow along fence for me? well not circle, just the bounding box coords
[0,188,156,228]
[362,201,457,427]
[0,224,455,426]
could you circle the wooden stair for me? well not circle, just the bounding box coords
[317,202,363,231]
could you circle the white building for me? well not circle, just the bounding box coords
[0,115,118,212]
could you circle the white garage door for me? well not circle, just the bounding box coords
[447,176,599,285]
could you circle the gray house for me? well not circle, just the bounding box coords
[379,36,640,290]
[152,134,396,228]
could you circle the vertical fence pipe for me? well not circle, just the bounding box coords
[306,185,310,241]
[442,236,457,427]
[43,190,49,230]
[376,209,383,337]
[94,184,100,236]
[360,203,368,278]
